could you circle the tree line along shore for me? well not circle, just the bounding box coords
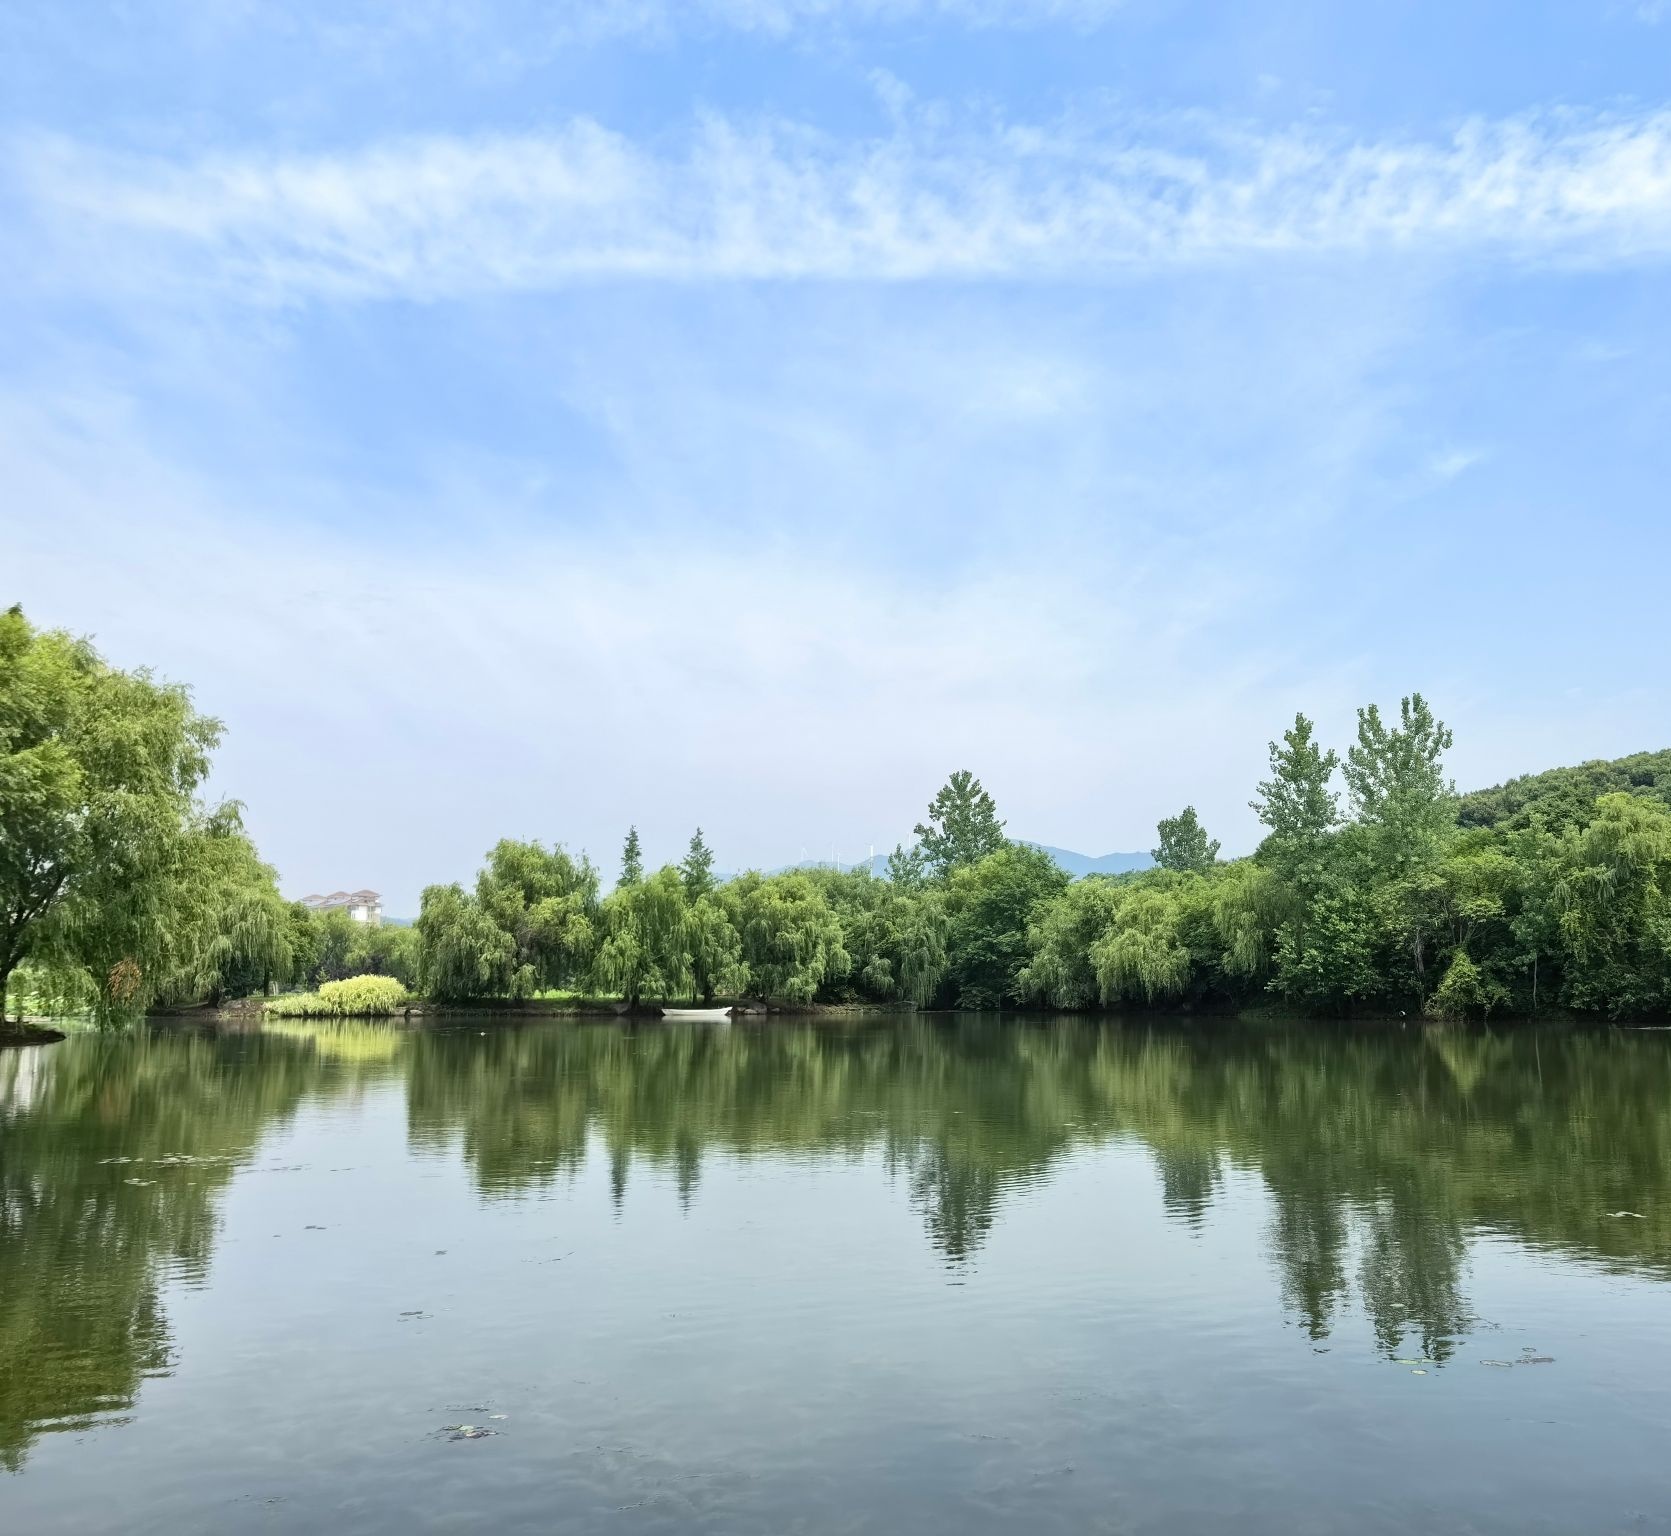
[4,603,1669,1030]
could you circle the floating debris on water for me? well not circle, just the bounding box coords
[441,1424,497,1441]
[101,1153,237,1166]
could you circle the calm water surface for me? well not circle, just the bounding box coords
[3,1015,1670,1534]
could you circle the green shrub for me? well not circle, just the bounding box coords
[264,975,408,1018]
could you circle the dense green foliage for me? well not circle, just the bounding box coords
[405,727,1667,1018]
[284,905,419,991]
[0,607,290,1021]
[3,608,1664,1021]
[1023,704,1671,1020]
[1455,747,1671,832]
[406,776,1035,1010]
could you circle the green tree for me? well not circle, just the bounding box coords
[721,872,849,1003]
[344,921,420,989]
[681,827,717,900]
[284,902,322,988]
[885,841,928,890]
[1022,877,1126,1008]
[802,867,948,1006]
[944,844,1069,1008]
[1153,806,1221,873]
[594,865,690,1008]
[475,839,598,997]
[1090,884,1196,1004]
[1249,713,1343,1002]
[685,895,746,1004]
[1425,949,1506,1020]
[316,910,364,982]
[893,890,950,1006]
[1553,793,1671,1018]
[0,606,222,1020]
[618,826,644,887]
[1344,693,1455,875]
[1252,713,1340,853]
[415,883,512,1002]
[914,770,1007,879]
[150,802,293,1006]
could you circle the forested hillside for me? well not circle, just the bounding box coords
[1457,749,1671,831]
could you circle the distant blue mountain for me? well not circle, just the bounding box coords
[747,843,1153,881]
[1019,843,1154,878]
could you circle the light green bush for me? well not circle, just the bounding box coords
[264,975,408,1018]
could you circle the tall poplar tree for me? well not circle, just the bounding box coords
[914,771,1007,879]
[1153,807,1221,873]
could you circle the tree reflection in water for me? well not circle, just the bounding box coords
[5,1015,1669,1470]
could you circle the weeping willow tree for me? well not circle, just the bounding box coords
[721,871,850,1003]
[1091,887,1194,1003]
[473,838,599,997]
[1023,870,1241,1009]
[0,606,288,1023]
[414,882,513,1001]
[1021,878,1125,1007]
[893,890,950,1006]
[797,867,947,1007]
[1553,793,1671,1017]
[593,865,692,1007]
[149,804,293,1006]
[685,894,747,1004]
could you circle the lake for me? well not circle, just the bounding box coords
[3,1015,1670,1534]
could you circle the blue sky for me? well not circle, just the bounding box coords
[5,1,1669,912]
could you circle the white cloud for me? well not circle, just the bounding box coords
[13,106,1671,303]
[1428,447,1486,480]
[196,0,1135,48]
[623,0,1129,31]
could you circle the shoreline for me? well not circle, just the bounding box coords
[136,999,1647,1030]
[0,1023,68,1049]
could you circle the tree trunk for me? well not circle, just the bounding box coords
[0,958,17,1025]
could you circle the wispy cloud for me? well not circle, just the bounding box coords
[13,106,1671,302]
[125,0,1136,49]
[1428,447,1486,480]
[486,0,1134,37]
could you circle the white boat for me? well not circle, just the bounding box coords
[657,1007,734,1022]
